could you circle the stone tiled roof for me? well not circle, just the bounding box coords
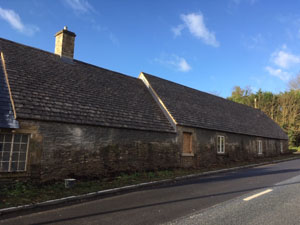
[143,73,288,140]
[0,38,174,133]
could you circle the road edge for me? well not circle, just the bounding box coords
[0,156,299,217]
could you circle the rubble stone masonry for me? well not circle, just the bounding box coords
[0,120,287,182]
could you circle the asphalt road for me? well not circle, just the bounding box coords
[165,170,300,225]
[1,159,300,225]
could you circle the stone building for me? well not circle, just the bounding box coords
[0,28,288,182]
[139,73,288,167]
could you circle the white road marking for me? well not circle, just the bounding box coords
[243,189,273,201]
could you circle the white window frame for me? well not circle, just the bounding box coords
[258,140,263,155]
[0,133,30,172]
[280,142,283,153]
[217,136,225,154]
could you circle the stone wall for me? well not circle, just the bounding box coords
[0,120,288,182]
[19,120,179,181]
[177,125,288,168]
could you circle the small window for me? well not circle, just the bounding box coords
[182,132,192,155]
[280,142,283,153]
[217,136,225,154]
[258,140,263,155]
[0,133,29,172]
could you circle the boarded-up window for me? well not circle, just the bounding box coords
[183,132,192,154]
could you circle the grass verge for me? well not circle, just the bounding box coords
[289,146,300,153]
[0,154,299,209]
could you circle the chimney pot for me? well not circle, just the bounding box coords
[54,27,76,59]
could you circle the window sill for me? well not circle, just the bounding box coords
[0,171,29,178]
[217,152,226,155]
[0,170,27,173]
[181,153,194,157]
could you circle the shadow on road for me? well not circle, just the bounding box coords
[31,176,300,225]
[161,167,300,188]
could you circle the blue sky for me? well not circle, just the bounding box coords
[0,0,300,97]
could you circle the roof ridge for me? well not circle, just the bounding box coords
[74,60,137,81]
[0,37,56,57]
[142,72,261,112]
[0,37,137,81]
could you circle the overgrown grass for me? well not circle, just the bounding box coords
[0,154,298,209]
[0,170,196,209]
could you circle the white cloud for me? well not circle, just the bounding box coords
[182,13,219,47]
[177,57,191,72]
[0,7,39,36]
[265,66,291,81]
[271,49,300,69]
[155,54,191,72]
[172,12,219,47]
[171,24,184,37]
[0,8,23,30]
[63,0,94,14]
[265,45,300,82]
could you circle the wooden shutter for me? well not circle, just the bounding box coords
[183,132,192,154]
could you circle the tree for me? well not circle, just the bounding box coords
[228,86,244,103]
[228,86,252,105]
[289,73,300,90]
[228,86,300,147]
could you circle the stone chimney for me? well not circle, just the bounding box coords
[54,26,76,59]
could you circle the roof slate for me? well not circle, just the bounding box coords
[0,38,174,133]
[143,73,288,140]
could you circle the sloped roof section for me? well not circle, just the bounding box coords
[142,73,288,140]
[0,58,19,128]
[0,38,174,133]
